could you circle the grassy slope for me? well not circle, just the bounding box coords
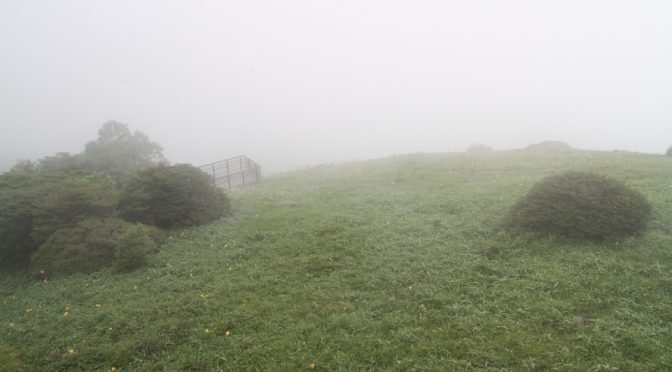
[1,150,672,371]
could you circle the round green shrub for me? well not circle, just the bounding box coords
[30,173,119,245]
[525,140,571,152]
[506,171,651,240]
[113,224,158,272]
[30,218,132,277]
[118,164,231,229]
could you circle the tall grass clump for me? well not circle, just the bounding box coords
[506,171,651,240]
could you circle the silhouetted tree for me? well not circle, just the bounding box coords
[83,121,167,183]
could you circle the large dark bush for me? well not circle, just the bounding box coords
[31,173,119,245]
[118,164,230,229]
[0,173,40,267]
[506,171,651,240]
[30,218,132,277]
[1,122,170,275]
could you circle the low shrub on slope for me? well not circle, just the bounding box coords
[506,171,651,240]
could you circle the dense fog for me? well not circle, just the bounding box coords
[1,0,671,174]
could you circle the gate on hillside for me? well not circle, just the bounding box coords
[199,155,261,190]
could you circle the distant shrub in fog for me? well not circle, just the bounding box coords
[466,144,493,153]
[666,146,672,156]
[525,141,571,152]
[506,171,651,241]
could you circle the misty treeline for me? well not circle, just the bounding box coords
[0,121,230,277]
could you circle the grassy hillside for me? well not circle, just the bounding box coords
[2,150,672,371]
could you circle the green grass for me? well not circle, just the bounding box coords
[2,150,672,371]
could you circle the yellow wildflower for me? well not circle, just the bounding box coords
[25,308,32,313]
[67,348,76,355]
[418,304,426,310]
[308,363,316,369]
[63,307,70,316]
[95,304,102,309]
[204,328,211,334]
[225,330,232,336]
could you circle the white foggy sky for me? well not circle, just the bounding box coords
[1,0,671,174]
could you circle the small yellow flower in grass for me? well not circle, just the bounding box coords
[189,272,193,278]
[42,278,48,284]
[107,326,113,332]
[25,308,32,313]
[95,304,102,309]
[133,285,139,290]
[418,304,426,310]
[225,330,232,337]
[204,328,211,335]
[67,348,76,355]
[308,363,316,369]
[408,285,413,291]
[200,294,208,299]
[63,307,70,316]
[9,322,15,328]
[109,368,117,372]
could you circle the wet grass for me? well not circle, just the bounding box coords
[1,150,672,370]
